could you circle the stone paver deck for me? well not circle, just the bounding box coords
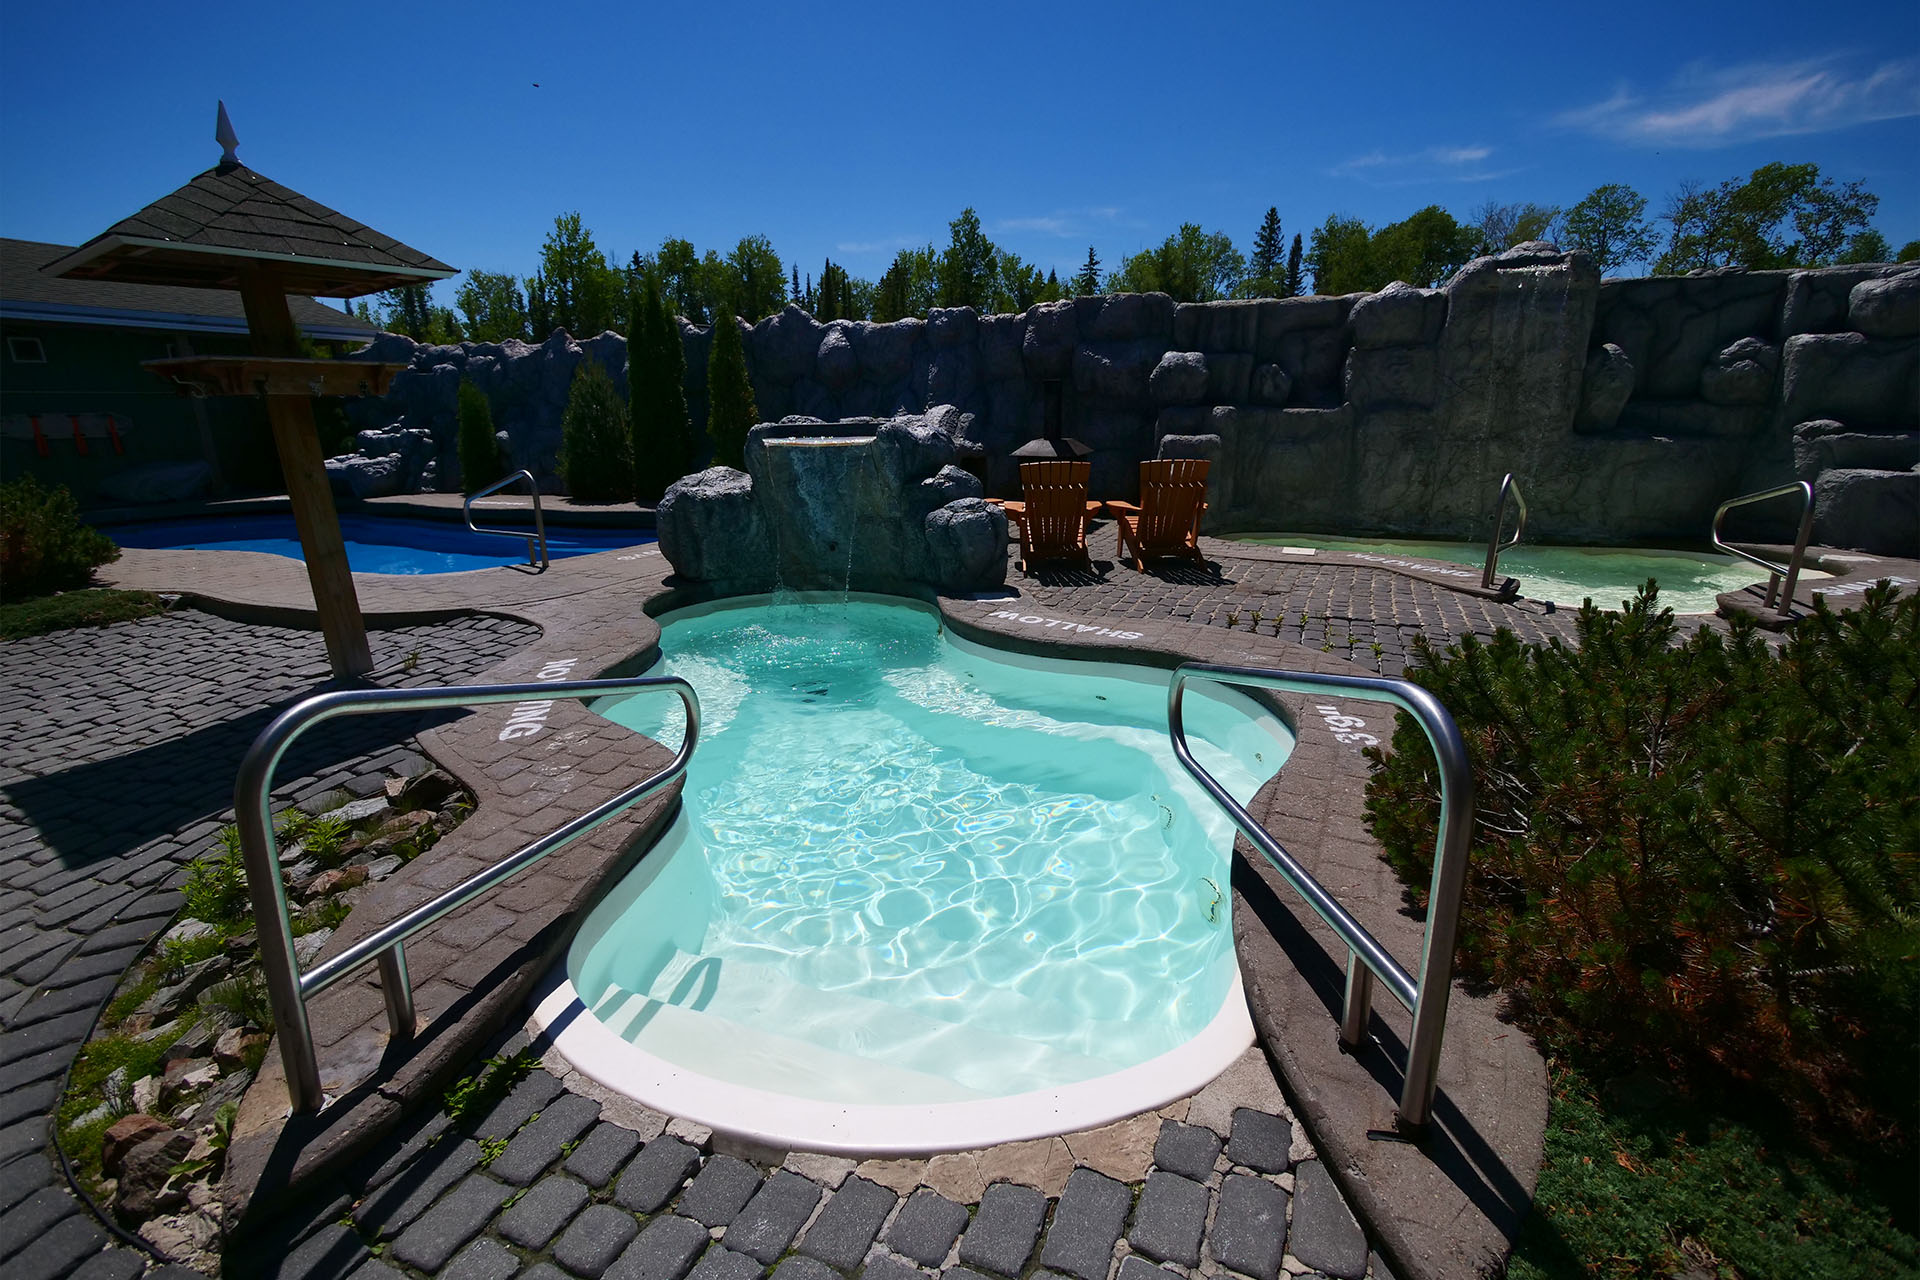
[13,520,1910,1280]
[0,606,540,1279]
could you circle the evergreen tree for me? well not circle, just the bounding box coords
[457,380,502,494]
[938,208,999,309]
[629,278,683,502]
[559,358,631,501]
[706,309,758,470]
[791,264,803,311]
[654,292,694,475]
[1072,246,1102,295]
[818,257,841,321]
[1044,268,1063,302]
[1284,234,1304,297]
[1240,207,1285,297]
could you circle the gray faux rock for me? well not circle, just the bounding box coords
[1250,362,1293,406]
[657,468,775,590]
[1150,352,1209,405]
[1813,467,1919,556]
[1699,337,1778,405]
[1576,342,1635,432]
[1349,281,1445,349]
[1849,270,1920,339]
[925,499,1008,592]
[817,325,859,389]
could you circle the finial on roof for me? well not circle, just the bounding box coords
[215,101,240,169]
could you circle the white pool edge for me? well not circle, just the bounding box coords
[528,961,1256,1156]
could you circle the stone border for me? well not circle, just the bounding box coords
[106,544,1545,1280]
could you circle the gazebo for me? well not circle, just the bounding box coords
[47,104,455,677]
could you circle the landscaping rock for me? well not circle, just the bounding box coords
[102,1115,171,1177]
[925,499,1009,592]
[131,1075,161,1115]
[213,1026,269,1071]
[395,768,459,812]
[301,865,369,900]
[116,1129,194,1219]
[160,920,217,946]
[320,795,390,825]
[137,957,230,1019]
[1699,337,1778,405]
[658,468,776,591]
[293,929,334,965]
[161,1057,219,1105]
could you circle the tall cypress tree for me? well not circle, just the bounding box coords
[457,380,502,494]
[791,264,802,312]
[1284,233,1305,297]
[560,358,631,500]
[1072,246,1101,295]
[654,288,694,477]
[706,308,758,470]
[630,277,677,501]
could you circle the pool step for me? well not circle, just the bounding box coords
[590,947,1123,1098]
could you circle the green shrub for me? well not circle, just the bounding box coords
[559,357,632,501]
[1364,582,1919,1145]
[0,476,118,601]
[0,588,164,639]
[705,310,758,471]
[458,380,504,495]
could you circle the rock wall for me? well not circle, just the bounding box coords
[339,253,1919,554]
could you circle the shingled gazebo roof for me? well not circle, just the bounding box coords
[46,158,455,297]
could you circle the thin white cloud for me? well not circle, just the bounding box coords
[988,206,1137,239]
[1557,56,1920,146]
[995,216,1071,235]
[833,237,921,257]
[1331,145,1509,186]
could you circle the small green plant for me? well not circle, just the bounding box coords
[182,826,250,927]
[1248,610,1263,629]
[293,897,352,935]
[203,973,274,1032]
[165,1101,238,1188]
[0,475,119,601]
[559,357,633,501]
[1225,612,1239,628]
[155,933,228,977]
[102,970,161,1029]
[443,1051,536,1125]
[478,1135,509,1167]
[401,649,421,672]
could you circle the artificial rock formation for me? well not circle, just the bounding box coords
[339,257,1919,555]
[655,406,1007,598]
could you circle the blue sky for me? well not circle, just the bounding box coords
[4,0,1916,307]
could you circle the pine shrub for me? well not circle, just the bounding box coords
[457,380,503,494]
[705,309,758,470]
[1365,582,1920,1146]
[558,357,632,501]
[0,475,118,601]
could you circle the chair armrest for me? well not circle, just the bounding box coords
[1104,501,1141,516]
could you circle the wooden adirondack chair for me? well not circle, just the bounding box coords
[1108,459,1210,570]
[1001,460,1103,572]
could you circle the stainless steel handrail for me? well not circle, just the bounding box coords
[1479,472,1527,591]
[236,676,699,1112]
[1168,663,1474,1130]
[1711,481,1814,615]
[465,469,549,568]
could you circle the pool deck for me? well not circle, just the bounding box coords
[5,530,1915,1280]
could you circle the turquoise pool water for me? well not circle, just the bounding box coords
[1231,533,1807,613]
[572,597,1289,1112]
[102,514,652,574]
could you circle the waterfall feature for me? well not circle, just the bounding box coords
[758,436,878,600]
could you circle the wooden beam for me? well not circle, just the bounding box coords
[238,265,372,678]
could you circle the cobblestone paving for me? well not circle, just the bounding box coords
[223,1037,1388,1280]
[0,606,540,1280]
[1017,542,1588,679]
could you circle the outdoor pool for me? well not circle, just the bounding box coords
[535,595,1291,1151]
[1231,533,1821,613]
[100,514,654,574]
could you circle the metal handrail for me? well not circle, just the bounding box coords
[465,469,549,568]
[1168,663,1473,1130]
[1479,472,1527,591]
[1711,481,1814,615]
[236,675,700,1112]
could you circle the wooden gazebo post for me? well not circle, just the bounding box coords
[234,262,371,674]
[48,103,455,679]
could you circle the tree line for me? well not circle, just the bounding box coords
[365,160,1916,342]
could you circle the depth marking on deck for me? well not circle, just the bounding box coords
[499,658,579,741]
[987,610,1143,641]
